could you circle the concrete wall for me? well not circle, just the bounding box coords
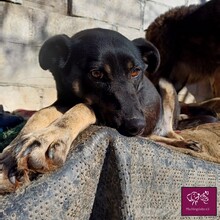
[0,0,204,111]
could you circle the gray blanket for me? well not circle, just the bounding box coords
[1,126,220,219]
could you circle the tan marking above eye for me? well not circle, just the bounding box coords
[104,64,111,74]
[127,61,134,69]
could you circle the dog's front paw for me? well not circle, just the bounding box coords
[167,131,202,152]
[0,126,72,193]
[16,126,72,172]
[172,139,202,152]
[183,140,202,152]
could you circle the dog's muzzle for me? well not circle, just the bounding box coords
[120,118,146,136]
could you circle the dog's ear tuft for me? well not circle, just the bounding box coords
[133,38,160,74]
[39,34,72,71]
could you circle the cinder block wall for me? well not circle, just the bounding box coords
[0,0,203,111]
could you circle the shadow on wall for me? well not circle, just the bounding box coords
[0,2,53,86]
[0,2,50,46]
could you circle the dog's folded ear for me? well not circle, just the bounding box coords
[39,35,72,71]
[133,38,160,74]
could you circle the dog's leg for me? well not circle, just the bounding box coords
[155,79,202,151]
[18,105,66,135]
[0,103,96,193]
[158,79,183,139]
[149,134,201,152]
[0,105,65,193]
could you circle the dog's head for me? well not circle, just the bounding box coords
[39,28,160,136]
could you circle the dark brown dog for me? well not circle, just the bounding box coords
[146,0,220,95]
[0,28,199,194]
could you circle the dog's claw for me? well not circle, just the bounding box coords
[14,144,23,155]
[9,174,16,185]
[22,145,36,158]
[21,148,31,158]
[47,142,63,160]
[47,147,55,160]
[186,141,202,152]
[20,140,41,158]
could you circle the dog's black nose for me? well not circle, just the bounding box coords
[124,119,146,136]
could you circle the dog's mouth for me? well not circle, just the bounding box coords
[96,115,146,137]
[119,126,145,137]
[118,119,146,137]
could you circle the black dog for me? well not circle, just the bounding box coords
[0,28,199,193]
[39,29,163,137]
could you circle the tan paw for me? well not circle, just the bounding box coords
[0,126,72,193]
[172,139,202,152]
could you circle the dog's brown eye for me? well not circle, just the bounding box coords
[131,67,141,78]
[90,70,103,79]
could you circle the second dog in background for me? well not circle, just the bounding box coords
[146,0,220,95]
